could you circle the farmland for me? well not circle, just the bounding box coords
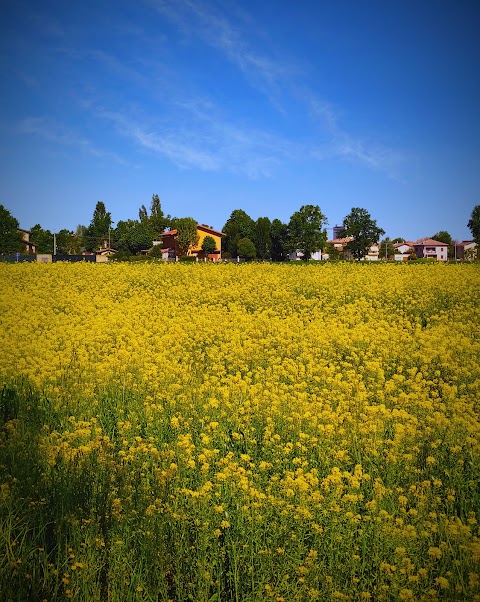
[1,262,479,601]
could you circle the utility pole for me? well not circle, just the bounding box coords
[53,232,56,256]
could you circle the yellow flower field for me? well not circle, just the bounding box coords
[1,261,479,601]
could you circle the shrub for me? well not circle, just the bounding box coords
[179,255,197,262]
[150,245,163,258]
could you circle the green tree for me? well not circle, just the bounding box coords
[222,209,256,257]
[75,225,87,250]
[0,205,23,254]
[468,205,480,244]
[342,207,385,260]
[237,237,256,260]
[270,219,289,261]
[379,237,395,260]
[114,220,153,255]
[84,201,112,252]
[72,225,86,253]
[323,241,340,260]
[150,244,163,258]
[113,221,131,254]
[171,217,199,256]
[201,235,217,256]
[75,224,87,241]
[431,230,454,258]
[150,194,170,239]
[138,204,148,223]
[288,204,328,260]
[254,217,272,260]
[30,224,53,254]
[56,229,82,254]
[431,231,452,245]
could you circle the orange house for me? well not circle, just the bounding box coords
[161,224,224,260]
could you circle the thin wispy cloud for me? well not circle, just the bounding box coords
[150,0,295,107]
[18,117,131,166]
[95,102,299,178]
[149,0,406,179]
[16,0,406,180]
[304,94,406,179]
[133,127,221,172]
[334,135,406,181]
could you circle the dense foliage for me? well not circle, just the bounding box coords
[222,209,256,257]
[254,217,272,260]
[342,208,385,260]
[468,205,480,245]
[201,235,217,255]
[270,218,289,261]
[170,217,200,256]
[287,205,328,260]
[237,237,256,260]
[114,219,153,255]
[84,201,113,252]
[148,194,170,240]
[1,262,479,601]
[0,204,23,254]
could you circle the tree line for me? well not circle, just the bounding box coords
[0,196,169,256]
[1,199,480,260]
[222,205,386,262]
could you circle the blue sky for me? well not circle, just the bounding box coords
[1,0,479,241]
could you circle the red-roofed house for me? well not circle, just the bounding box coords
[412,238,449,261]
[161,224,224,260]
[453,241,477,260]
[326,236,354,260]
[394,241,415,261]
[326,236,381,260]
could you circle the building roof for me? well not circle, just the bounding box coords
[197,224,224,236]
[327,236,354,244]
[414,238,449,246]
[161,224,224,238]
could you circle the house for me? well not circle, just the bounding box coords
[160,224,224,260]
[96,237,117,256]
[394,241,415,261]
[365,243,380,261]
[326,237,380,260]
[326,236,354,260]
[96,247,117,257]
[412,238,449,261]
[18,228,36,254]
[393,238,449,261]
[454,241,477,260]
[288,250,325,260]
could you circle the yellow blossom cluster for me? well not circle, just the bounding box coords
[0,261,479,601]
